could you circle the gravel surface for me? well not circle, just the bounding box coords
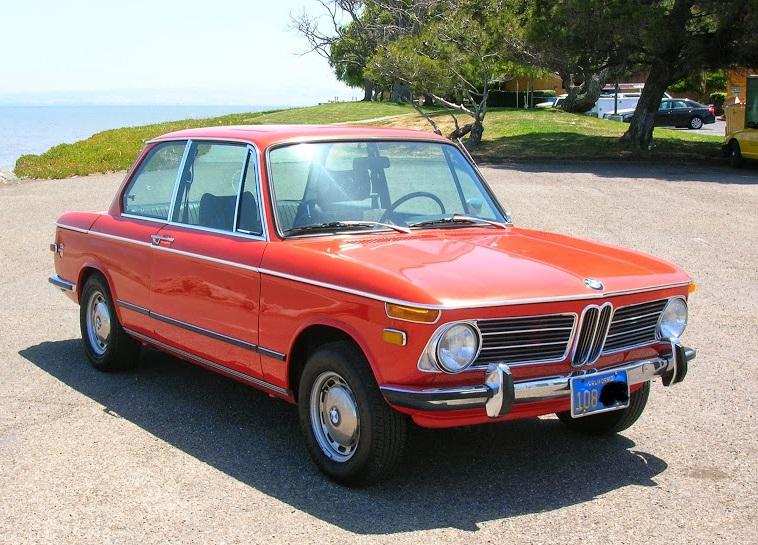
[1,163,756,544]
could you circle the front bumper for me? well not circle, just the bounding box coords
[381,343,695,419]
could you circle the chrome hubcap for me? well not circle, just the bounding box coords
[692,118,702,129]
[310,371,359,462]
[86,291,111,356]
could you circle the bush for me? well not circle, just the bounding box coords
[709,92,726,115]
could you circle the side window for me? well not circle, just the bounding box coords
[237,151,263,235]
[171,142,247,231]
[123,141,187,220]
[659,101,670,110]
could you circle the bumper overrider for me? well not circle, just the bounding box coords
[381,341,696,418]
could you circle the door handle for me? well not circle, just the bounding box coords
[151,234,175,246]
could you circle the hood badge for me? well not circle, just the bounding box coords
[585,278,604,291]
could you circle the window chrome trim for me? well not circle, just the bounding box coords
[118,139,268,242]
[123,328,290,396]
[166,140,193,223]
[116,300,286,361]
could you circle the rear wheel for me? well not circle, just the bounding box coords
[688,116,704,130]
[79,274,139,371]
[298,341,407,486]
[556,381,650,435]
[729,141,744,168]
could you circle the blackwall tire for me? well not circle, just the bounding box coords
[79,274,139,371]
[298,341,407,486]
[555,381,650,435]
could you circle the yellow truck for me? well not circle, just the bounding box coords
[724,74,758,167]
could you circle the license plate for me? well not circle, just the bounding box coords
[570,369,630,418]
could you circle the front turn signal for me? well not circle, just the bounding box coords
[688,282,697,294]
[385,303,440,323]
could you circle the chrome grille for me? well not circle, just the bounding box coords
[474,314,576,366]
[603,299,668,353]
[572,303,613,366]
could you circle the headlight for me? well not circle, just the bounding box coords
[435,323,480,373]
[658,298,688,339]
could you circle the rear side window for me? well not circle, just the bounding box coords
[171,142,248,232]
[123,141,187,220]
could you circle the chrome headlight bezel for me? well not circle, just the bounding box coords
[418,321,482,374]
[657,297,688,340]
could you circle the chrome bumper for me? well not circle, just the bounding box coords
[381,344,696,418]
[49,274,76,292]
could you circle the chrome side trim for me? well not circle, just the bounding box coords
[54,223,691,310]
[151,243,262,273]
[115,300,149,315]
[55,223,89,233]
[123,328,290,396]
[150,310,259,352]
[49,274,76,291]
[115,301,286,361]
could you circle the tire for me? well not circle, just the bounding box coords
[729,141,744,168]
[298,341,407,486]
[79,274,139,371]
[688,116,703,130]
[556,381,650,435]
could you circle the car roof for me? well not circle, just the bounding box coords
[149,124,450,148]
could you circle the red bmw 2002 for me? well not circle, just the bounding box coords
[50,125,695,485]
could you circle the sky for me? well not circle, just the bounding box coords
[0,0,356,106]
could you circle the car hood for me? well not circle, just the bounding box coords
[263,227,690,308]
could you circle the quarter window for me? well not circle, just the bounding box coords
[123,141,187,220]
[171,142,248,232]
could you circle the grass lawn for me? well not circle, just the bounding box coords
[377,107,724,163]
[14,102,724,179]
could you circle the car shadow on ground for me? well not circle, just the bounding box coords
[20,339,668,534]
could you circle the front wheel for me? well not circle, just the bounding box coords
[729,141,744,168]
[298,341,407,486]
[556,381,650,435]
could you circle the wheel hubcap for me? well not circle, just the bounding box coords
[310,371,359,462]
[86,291,111,356]
[692,118,702,129]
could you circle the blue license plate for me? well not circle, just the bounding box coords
[570,369,630,418]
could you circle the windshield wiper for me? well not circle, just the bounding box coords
[409,213,509,230]
[285,220,410,236]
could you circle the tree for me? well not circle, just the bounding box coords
[622,0,758,149]
[514,0,643,113]
[292,1,377,100]
[367,0,517,145]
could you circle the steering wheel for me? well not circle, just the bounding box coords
[380,192,446,224]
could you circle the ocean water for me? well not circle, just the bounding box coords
[0,105,280,169]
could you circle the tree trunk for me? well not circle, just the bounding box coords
[362,79,374,102]
[468,118,484,146]
[620,63,672,149]
[562,69,609,113]
[423,94,435,107]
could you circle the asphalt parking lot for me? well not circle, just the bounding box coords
[1,162,756,544]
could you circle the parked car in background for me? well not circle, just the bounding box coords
[723,74,758,167]
[535,96,560,108]
[622,99,716,129]
[49,125,696,486]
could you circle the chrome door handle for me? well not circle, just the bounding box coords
[151,234,175,246]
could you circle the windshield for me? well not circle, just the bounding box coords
[268,141,505,236]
